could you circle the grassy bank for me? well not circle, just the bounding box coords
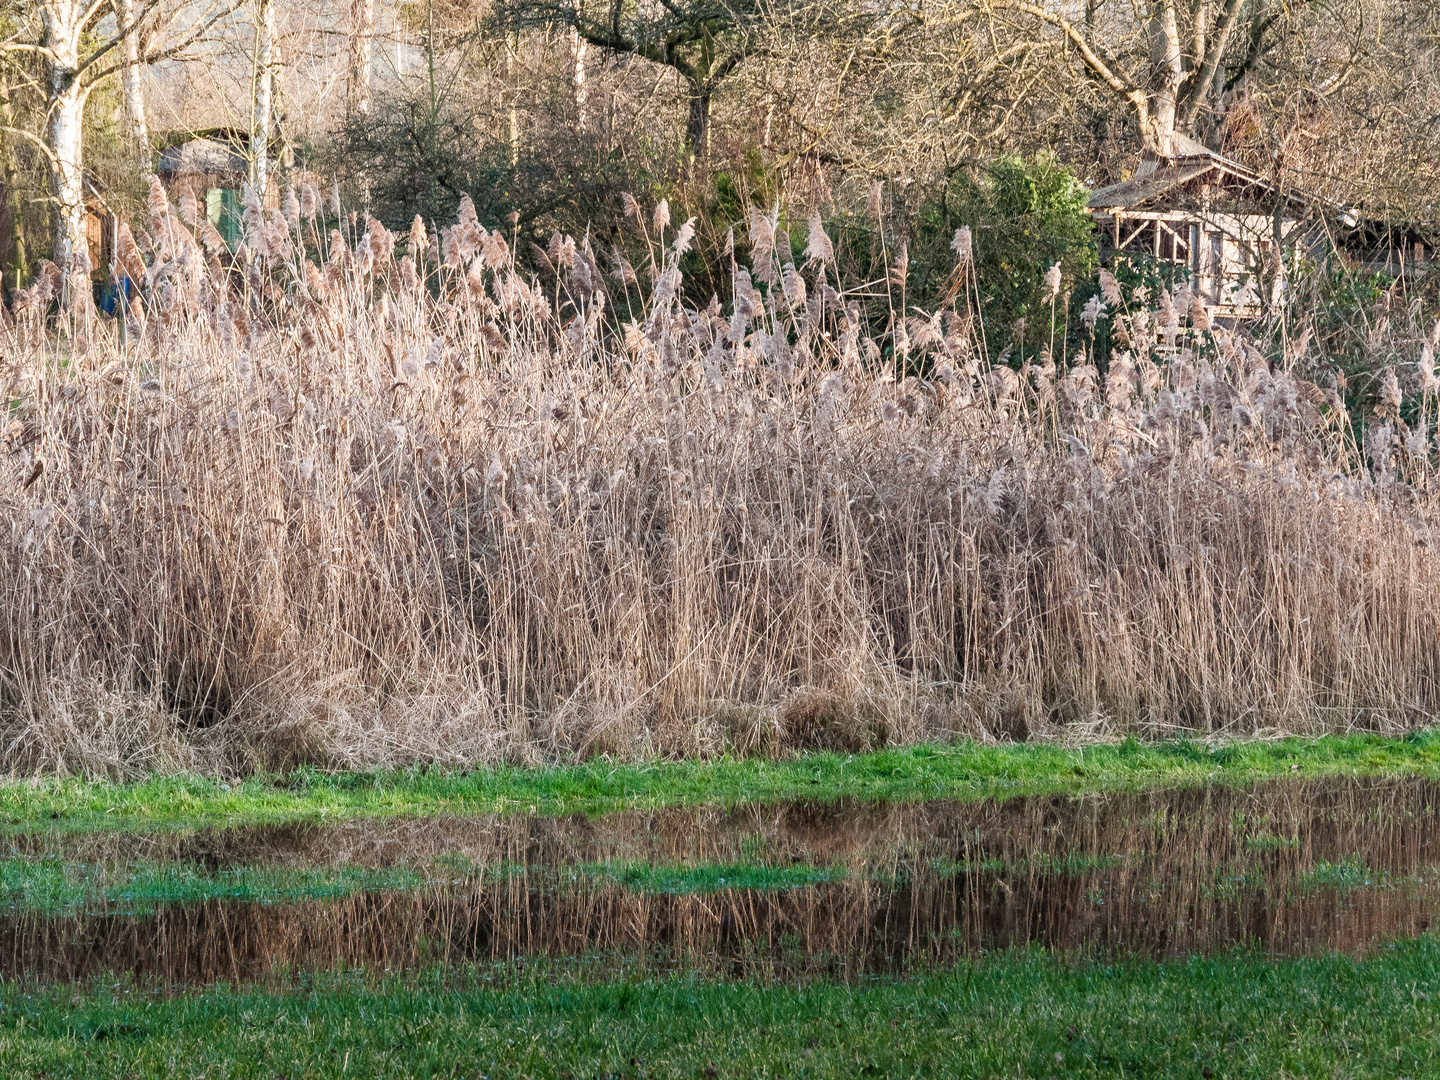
[4,732,1440,830]
[3,941,1438,1078]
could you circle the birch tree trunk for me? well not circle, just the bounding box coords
[252,0,274,197]
[571,26,587,133]
[42,0,87,284]
[114,0,149,147]
[348,0,375,116]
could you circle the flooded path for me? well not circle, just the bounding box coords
[3,776,1439,984]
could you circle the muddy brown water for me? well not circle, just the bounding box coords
[3,777,1439,985]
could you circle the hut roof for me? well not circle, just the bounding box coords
[1088,135,1313,214]
[1086,163,1217,211]
[156,136,247,181]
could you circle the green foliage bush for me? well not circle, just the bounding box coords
[908,155,1098,346]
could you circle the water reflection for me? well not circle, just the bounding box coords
[2,777,1439,984]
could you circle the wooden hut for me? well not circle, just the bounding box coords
[1088,134,1433,317]
[154,132,251,250]
[1087,134,1317,317]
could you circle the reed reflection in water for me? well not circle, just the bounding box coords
[2,776,1438,985]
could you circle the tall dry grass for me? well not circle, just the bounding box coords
[2,182,1439,776]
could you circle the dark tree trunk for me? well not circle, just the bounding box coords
[686,88,712,157]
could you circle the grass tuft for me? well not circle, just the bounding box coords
[5,940,1440,1076]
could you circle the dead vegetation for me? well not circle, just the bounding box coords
[2,183,1440,777]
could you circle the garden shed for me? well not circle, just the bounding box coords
[155,132,252,251]
[1087,134,1314,318]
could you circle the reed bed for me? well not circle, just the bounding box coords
[2,182,1439,776]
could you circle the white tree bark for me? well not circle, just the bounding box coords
[348,0,374,116]
[26,0,232,296]
[42,0,87,281]
[50,87,86,279]
[571,26,588,133]
[115,0,149,147]
[252,0,274,197]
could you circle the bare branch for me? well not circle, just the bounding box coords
[0,125,61,167]
[986,0,1138,98]
[82,0,242,85]
[79,0,125,35]
[1177,0,1244,128]
[0,42,61,63]
[1221,9,1283,95]
[73,0,207,81]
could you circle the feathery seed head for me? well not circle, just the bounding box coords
[178,186,199,227]
[804,216,834,265]
[673,217,697,257]
[148,176,169,236]
[781,263,806,310]
[1420,342,1439,396]
[457,194,479,230]
[748,208,776,261]
[1099,269,1123,308]
[867,180,883,219]
[1044,262,1062,301]
[951,227,972,266]
[1380,368,1403,414]
[1190,294,1212,332]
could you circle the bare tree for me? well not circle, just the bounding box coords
[1,0,237,277]
[347,0,373,116]
[498,0,772,155]
[114,0,148,146]
[986,0,1284,153]
[251,0,274,194]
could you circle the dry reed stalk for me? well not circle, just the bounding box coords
[1,190,1439,777]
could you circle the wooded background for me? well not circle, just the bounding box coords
[2,0,1437,304]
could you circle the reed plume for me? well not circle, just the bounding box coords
[3,194,1440,777]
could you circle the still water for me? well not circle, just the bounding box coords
[2,777,1437,984]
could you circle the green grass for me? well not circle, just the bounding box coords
[0,858,429,916]
[0,855,859,915]
[5,940,1440,1077]
[587,860,850,894]
[1245,833,1301,850]
[5,731,1440,831]
[1299,856,1383,894]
